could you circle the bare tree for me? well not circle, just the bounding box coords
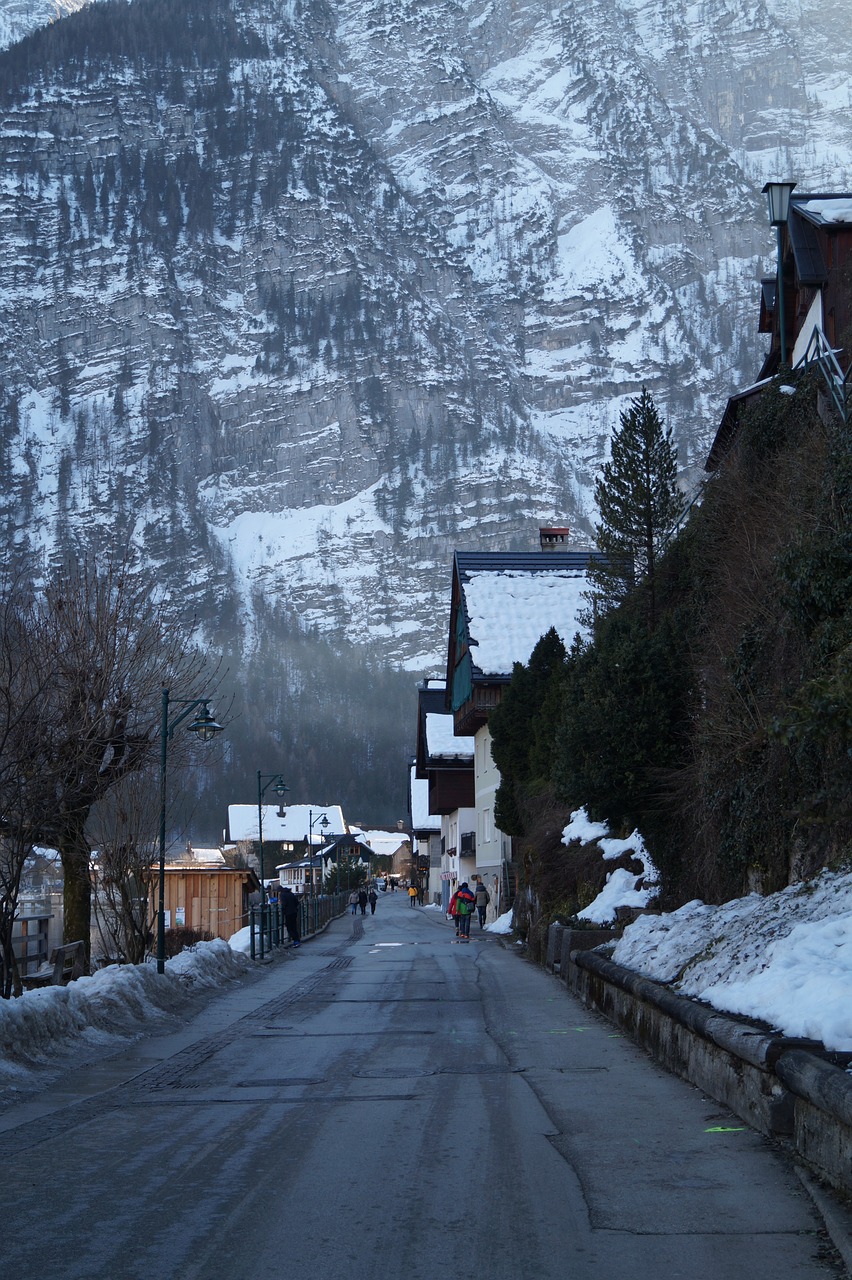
[0,573,57,996]
[0,555,220,962]
[88,772,160,965]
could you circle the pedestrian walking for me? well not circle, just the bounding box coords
[474,880,490,930]
[454,882,475,941]
[368,888,378,915]
[448,888,460,936]
[358,888,368,915]
[348,889,359,915]
[408,884,418,907]
[280,887,301,948]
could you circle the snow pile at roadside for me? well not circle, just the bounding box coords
[485,909,514,935]
[229,925,254,955]
[612,870,852,1051]
[562,808,660,924]
[0,939,249,1076]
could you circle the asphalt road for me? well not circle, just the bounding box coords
[0,892,844,1279]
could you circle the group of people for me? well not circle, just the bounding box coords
[448,879,490,940]
[268,873,491,951]
[348,887,379,916]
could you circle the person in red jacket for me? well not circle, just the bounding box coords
[454,882,476,941]
[448,888,460,936]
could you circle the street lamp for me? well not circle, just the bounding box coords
[157,687,223,974]
[256,772,288,961]
[307,810,330,895]
[257,772,289,899]
[762,181,796,366]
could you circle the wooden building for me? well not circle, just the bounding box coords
[151,848,260,941]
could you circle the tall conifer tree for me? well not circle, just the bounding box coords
[586,386,684,630]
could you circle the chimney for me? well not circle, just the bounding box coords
[539,526,570,551]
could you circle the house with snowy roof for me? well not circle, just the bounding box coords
[444,533,602,905]
[708,188,852,470]
[412,680,475,911]
[227,802,347,890]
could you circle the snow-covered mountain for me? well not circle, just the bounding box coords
[1,0,851,682]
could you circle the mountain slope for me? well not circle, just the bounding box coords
[0,0,851,823]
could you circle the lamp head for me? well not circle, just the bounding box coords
[187,704,223,743]
[762,180,796,226]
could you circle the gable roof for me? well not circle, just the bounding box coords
[445,550,604,730]
[452,551,598,681]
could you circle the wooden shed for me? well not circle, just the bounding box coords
[151,848,259,941]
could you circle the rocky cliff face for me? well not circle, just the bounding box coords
[0,0,850,679]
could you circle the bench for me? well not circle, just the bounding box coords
[21,941,87,991]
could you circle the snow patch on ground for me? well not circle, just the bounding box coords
[485,909,514,935]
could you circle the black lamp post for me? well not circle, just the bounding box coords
[157,688,223,974]
[256,772,288,960]
[307,810,329,895]
[257,772,289,899]
[762,181,796,366]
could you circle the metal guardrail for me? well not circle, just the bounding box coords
[248,891,348,960]
[795,326,850,424]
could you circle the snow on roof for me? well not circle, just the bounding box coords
[463,568,590,675]
[169,847,226,867]
[228,803,346,844]
[798,197,852,225]
[410,767,440,831]
[425,711,473,759]
[360,829,410,856]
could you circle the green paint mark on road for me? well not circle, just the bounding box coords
[704,1126,746,1133]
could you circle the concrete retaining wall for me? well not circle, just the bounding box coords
[545,924,852,1196]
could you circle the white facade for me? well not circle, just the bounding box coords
[474,723,503,872]
[440,806,476,902]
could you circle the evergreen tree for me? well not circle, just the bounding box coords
[490,627,567,836]
[586,386,684,630]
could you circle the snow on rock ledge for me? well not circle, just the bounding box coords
[611,870,852,1053]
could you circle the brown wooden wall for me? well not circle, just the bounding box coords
[157,871,253,940]
[429,769,475,814]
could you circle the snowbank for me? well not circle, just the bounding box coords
[0,939,249,1079]
[485,909,515,935]
[612,870,852,1051]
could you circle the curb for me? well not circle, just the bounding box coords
[543,924,852,1200]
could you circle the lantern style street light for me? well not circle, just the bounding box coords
[762,181,796,366]
[255,768,289,952]
[307,810,330,895]
[157,688,223,973]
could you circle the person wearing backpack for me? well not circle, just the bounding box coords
[455,882,476,941]
[474,879,491,930]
